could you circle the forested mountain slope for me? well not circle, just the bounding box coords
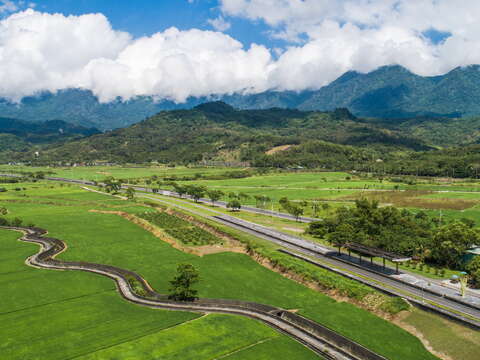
[0,117,99,153]
[1,65,480,130]
[5,102,430,165]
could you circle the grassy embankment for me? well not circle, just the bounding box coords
[0,185,318,360]
[0,181,439,360]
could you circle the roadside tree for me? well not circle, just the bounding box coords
[227,200,242,211]
[126,187,135,200]
[206,190,224,206]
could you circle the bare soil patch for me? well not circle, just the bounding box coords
[343,190,479,210]
[265,144,294,155]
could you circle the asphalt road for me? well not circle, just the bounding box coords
[213,214,480,325]
[137,192,480,325]
[130,185,319,223]
[4,173,479,326]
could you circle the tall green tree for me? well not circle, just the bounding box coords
[466,257,480,288]
[206,190,224,206]
[168,264,200,301]
[227,200,242,212]
[186,185,207,202]
[104,177,122,194]
[125,187,135,200]
[431,222,479,268]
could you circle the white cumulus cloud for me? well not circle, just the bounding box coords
[207,16,231,32]
[218,0,480,90]
[1,2,480,104]
[83,28,273,102]
[0,9,273,102]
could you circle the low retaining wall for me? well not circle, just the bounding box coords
[2,225,394,360]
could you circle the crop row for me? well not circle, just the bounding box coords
[165,227,219,246]
[140,211,220,246]
[140,211,190,229]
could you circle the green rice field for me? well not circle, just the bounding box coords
[0,181,438,360]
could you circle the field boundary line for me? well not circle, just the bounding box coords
[213,336,277,360]
[1,225,388,360]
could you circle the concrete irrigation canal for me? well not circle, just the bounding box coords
[2,225,390,360]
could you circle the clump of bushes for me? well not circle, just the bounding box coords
[140,211,190,228]
[379,297,410,314]
[126,275,147,297]
[0,216,35,228]
[0,217,24,227]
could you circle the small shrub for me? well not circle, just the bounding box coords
[11,218,23,227]
[126,276,147,297]
[380,297,410,314]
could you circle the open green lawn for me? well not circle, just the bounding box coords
[0,182,439,360]
[403,308,480,360]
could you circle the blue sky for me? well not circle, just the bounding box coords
[33,0,278,48]
[0,0,477,103]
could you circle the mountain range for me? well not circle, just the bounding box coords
[4,101,480,178]
[0,118,99,153]
[1,65,480,130]
[1,102,431,164]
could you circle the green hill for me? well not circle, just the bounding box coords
[0,117,100,159]
[2,66,480,130]
[5,102,430,165]
[224,65,480,119]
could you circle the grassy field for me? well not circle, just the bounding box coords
[0,182,439,360]
[0,222,321,360]
[402,308,480,360]
[0,164,231,180]
[78,314,319,360]
[0,229,200,360]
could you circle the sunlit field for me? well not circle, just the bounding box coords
[0,181,438,360]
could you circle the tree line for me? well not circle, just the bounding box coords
[307,199,480,286]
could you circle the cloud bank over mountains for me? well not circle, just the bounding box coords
[1,1,480,103]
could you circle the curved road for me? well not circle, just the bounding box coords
[2,225,389,360]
